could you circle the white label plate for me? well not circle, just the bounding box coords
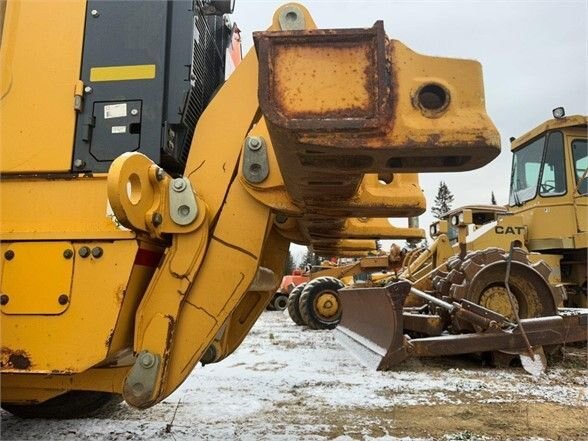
[104,103,127,119]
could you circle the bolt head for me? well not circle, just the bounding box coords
[74,159,86,169]
[0,294,9,306]
[91,247,103,258]
[79,246,91,258]
[4,250,14,260]
[247,137,262,151]
[172,178,186,192]
[131,109,139,116]
[91,9,99,17]
[58,294,69,305]
[155,167,165,181]
[178,205,190,217]
[63,249,74,259]
[140,352,155,368]
[84,86,93,94]
[152,213,163,227]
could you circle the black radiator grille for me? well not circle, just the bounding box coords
[180,12,228,164]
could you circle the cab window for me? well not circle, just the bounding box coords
[538,131,566,197]
[509,135,545,205]
[572,139,588,195]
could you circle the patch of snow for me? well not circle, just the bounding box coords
[1,311,586,440]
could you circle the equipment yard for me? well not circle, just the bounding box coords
[2,311,586,441]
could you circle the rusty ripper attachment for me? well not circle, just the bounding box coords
[337,280,588,371]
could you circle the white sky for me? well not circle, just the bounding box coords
[232,0,588,260]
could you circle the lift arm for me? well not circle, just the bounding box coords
[106,3,500,408]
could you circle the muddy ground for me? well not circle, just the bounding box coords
[1,311,586,440]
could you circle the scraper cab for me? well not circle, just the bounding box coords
[2,0,501,416]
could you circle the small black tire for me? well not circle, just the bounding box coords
[273,294,288,311]
[287,283,307,325]
[2,391,123,419]
[266,295,277,311]
[299,277,344,330]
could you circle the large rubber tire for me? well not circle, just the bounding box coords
[287,283,306,325]
[2,391,123,419]
[299,277,345,330]
[273,294,288,311]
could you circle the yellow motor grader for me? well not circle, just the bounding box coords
[336,112,588,371]
[0,0,500,417]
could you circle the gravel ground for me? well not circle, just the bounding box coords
[1,310,587,441]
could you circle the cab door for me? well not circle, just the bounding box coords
[571,135,587,234]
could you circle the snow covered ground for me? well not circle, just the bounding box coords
[2,311,587,440]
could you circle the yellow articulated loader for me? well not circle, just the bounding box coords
[336,112,588,372]
[1,0,501,417]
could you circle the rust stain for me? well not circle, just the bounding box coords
[115,284,126,304]
[256,21,391,132]
[105,328,115,348]
[1,346,32,370]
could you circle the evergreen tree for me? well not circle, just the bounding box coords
[431,181,455,219]
[284,251,296,275]
[301,248,321,271]
[491,191,497,205]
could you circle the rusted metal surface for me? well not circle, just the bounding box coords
[335,281,411,370]
[402,313,444,336]
[335,248,586,371]
[434,249,558,331]
[254,20,500,255]
[1,347,32,370]
[407,314,587,359]
[255,22,391,132]
[336,281,588,370]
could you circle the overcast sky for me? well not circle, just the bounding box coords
[232,0,588,259]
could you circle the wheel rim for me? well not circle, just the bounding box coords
[469,262,555,318]
[479,285,519,321]
[314,291,340,319]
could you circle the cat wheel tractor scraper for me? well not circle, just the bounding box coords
[1,0,500,417]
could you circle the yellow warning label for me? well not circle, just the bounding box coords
[90,64,156,82]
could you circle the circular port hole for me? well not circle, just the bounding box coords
[285,11,298,22]
[127,173,142,205]
[417,84,449,112]
[378,173,394,185]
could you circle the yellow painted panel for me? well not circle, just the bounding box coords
[90,64,156,82]
[1,240,138,373]
[0,0,86,173]
[0,175,135,240]
[1,242,73,315]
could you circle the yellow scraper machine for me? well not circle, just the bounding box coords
[0,0,582,419]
